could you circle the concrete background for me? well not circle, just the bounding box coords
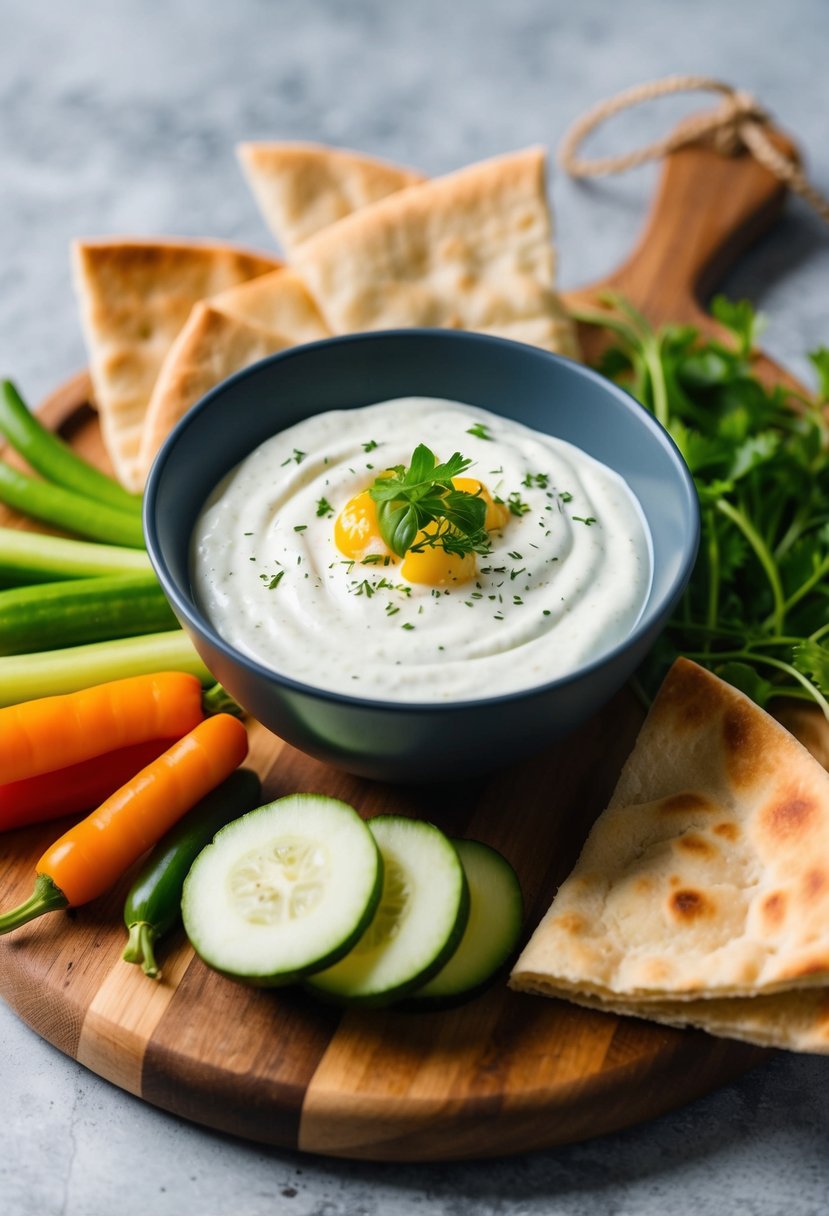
[2,1,829,1213]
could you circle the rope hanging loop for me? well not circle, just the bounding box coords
[557,74,829,226]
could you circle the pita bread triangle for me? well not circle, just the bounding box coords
[292,147,579,359]
[510,658,829,1051]
[138,269,330,480]
[72,238,281,491]
[237,142,425,258]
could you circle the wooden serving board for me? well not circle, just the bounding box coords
[0,121,816,1162]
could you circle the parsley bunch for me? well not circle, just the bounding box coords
[368,444,491,558]
[577,293,829,719]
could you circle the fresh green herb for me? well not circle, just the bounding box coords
[576,291,829,719]
[572,516,597,527]
[267,571,284,590]
[558,491,573,504]
[466,423,494,441]
[293,524,307,533]
[522,471,550,489]
[368,444,491,558]
[506,491,530,518]
[316,497,334,518]
[281,448,306,467]
[362,439,379,453]
[401,622,415,631]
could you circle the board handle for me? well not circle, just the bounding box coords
[568,118,799,327]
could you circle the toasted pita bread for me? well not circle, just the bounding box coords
[237,142,424,257]
[203,267,330,339]
[138,269,330,478]
[72,239,281,490]
[511,659,829,1015]
[293,148,579,358]
[138,304,293,476]
[541,982,829,1054]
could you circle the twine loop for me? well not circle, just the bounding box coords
[558,75,829,225]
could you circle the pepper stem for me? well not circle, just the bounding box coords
[202,682,244,718]
[0,873,68,935]
[122,921,161,979]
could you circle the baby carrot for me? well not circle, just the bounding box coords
[0,738,175,832]
[0,713,249,934]
[0,671,205,785]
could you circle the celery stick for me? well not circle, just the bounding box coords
[0,631,213,706]
[0,526,152,583]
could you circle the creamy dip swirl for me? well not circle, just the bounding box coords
[191,398,652,702]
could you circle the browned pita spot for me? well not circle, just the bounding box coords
[713,821,739,840]
[803,868,829,898]
[761,891,787,927]
[554,913,587,935]
[722,702,775,788]
[659,792,715,814]
[669,889,712,920]
[762,793,817,841]
[675,833,715,856]
[658,658,723,730]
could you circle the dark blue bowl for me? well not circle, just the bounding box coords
[143,329,698,782]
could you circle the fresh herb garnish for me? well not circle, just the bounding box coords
[577,291,829,719]
[316,497,334,518]
[281,448,306,466]
[363,439,379,453]
[506,491,530,518]
[368,444,491,558]
[467,422,494,441]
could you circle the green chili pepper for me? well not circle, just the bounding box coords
[122,767,261,979]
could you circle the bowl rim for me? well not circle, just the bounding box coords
[143,327,700,713]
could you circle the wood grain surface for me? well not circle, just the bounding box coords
[0,122,814,1161]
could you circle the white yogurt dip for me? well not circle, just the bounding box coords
[190,398,652,702]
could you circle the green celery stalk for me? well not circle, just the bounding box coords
[0,630,213,706]
[0,526,152,583]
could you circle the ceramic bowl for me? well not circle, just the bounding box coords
[143,329,699,781]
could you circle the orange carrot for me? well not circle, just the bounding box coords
[0,713,248,933]
[0,671,205,785]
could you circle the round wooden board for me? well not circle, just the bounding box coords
[0,128,808,1160]
[0,378,768,1162]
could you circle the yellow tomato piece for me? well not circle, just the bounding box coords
[400,522,478,586]
[452,477,510,531]
[334,490,394,561]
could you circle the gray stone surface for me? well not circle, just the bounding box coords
[2,1,829,1212]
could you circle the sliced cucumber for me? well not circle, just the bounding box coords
[305,816,469,1006]
[181,794,382,986]
[409,839,523,1005]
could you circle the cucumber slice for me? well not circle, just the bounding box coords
[305,816,469,1006]
[409,839,523,1005]
[181,794,382,986]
